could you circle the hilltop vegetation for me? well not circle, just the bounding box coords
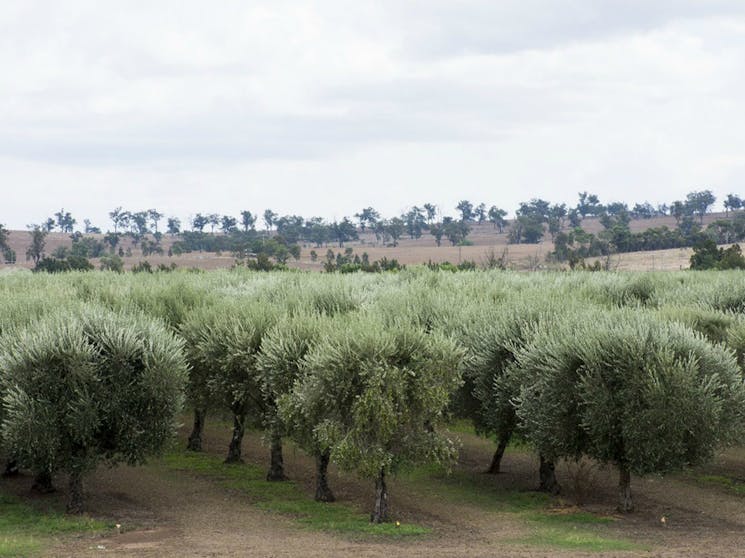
[3,189,745,272]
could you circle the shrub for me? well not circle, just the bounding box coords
[515,310,745,512]
[0,307,187,512]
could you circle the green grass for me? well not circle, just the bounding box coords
[400,461,641,552]
[0,492,107,558]
[444,421,530,451]
[516,509,643,550]
[511,528,644,552]
[162,433,641,551]
[444,419,479,435]
[159,451,429,538]
[522,510,614,525]
[399,463,551,512]
[693,474,745,495]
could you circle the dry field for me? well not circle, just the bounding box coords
[0,212,731,273]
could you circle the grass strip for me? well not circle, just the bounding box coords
[0,492,107,558]
[400,462,643,552]
[160,450,429,538]
[693,474,745,495]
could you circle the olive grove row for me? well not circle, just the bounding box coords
[1,269,745,519]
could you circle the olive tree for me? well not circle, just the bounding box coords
[458,295,578,493]
[654,304,734,344]
[258,314,324,483]
[180,305,221,452]
[0,289,81,487]
[182,300,278,464]
[274,313,349,502]
[0,307,187,513]
[282,317,463,522]
[121,275,213,452]
[515,310,745,512]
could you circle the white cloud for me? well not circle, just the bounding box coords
[1,1,745,228]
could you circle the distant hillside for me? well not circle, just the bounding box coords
[0,211,737,273]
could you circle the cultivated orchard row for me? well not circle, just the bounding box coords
[1,269,745,520]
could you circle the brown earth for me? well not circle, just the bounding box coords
[4,421,743,558]
[0,212,731,273]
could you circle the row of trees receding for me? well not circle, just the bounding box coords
[3,270,745,519]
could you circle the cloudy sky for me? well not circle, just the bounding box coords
[2,1,745,229]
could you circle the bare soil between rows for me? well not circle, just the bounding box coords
[5,422,745,557]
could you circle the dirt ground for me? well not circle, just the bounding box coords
[2,212,728,273]
[4,421,743,558]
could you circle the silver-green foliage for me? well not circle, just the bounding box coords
[462,297,569,441]
[284,316,464,478]
[0,306,187,505]
[515,310,745,475]
[258,313,325,428]
[182,299,279,416]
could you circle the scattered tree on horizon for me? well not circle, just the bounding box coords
[354,207,380,232]
[403,207,426,240]
[686,190,716,224]
[385,217,405,246]
[263,209,278,231]
[192,213,208,232]
[41,217,56,232]
[0,224,9,251]
[54,209,76,233]
[167,217,181,235]
[577,191,602,218]
[475,203,487,223]
[241,210,257,232]
[724,194,742,216]
[148,209,164,233]
[331,218,358,247]
[207,213,220,233]
[25,227,47,265]
[456,200,474,222]
[83,219,101,234]
[488,206,508,233]
[423,203,437,224]
[221,215,238,234]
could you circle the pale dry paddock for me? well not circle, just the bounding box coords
[3,212,731,272]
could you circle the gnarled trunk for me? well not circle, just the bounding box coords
[371,468,389,523]
[31,469,55,493]
[617,465,633,513]
[2,459,19,478]
[538,455,560,494]
[486,435,510,474]
[266,430,287,481]
[224,412,246,464]
[186,408,206,452]
[66,470,84,514]
[314,449,335,502]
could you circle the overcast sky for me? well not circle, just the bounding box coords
[2,1,745,229]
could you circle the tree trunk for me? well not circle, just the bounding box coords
[538,455,560,494]
[371,468,389,523]
[2,459,19,478]
[66,470,84,514]
[486,436,510,474]
[617,465,634,513]
[314,449,335,502]
[266,430,287,481]
[31,469,55,493]
[224,412,246,464]
[186,408,206,452]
